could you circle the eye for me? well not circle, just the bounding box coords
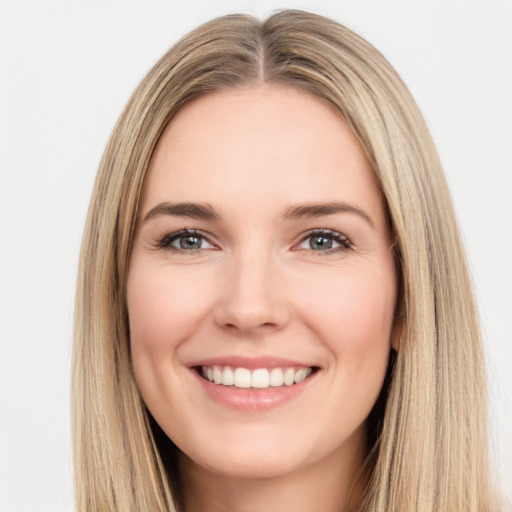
[158,229,216,251]
[296,229,351,252]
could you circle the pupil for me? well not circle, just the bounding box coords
[311,235,332,250]
[180,235,200,249]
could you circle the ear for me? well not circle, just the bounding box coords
[390,309,404,352]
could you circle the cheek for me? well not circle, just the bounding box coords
[303,269,396,429]
[298,266,396,371]
[126,263,221,422]
[127,264,212,355]
[126,263,217,425]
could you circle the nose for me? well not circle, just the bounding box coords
[214,249,291,335]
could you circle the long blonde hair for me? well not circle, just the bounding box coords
[73,9,498,511]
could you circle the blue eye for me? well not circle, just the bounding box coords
[309,234,333,250]
[298,230,351,252]
[159,230,215,251]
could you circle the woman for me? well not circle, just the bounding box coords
[73,9,501,511]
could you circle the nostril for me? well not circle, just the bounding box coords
[213,285,291,334]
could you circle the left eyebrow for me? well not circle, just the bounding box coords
[283,202,375,228]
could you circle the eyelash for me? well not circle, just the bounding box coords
[296,229,352,255]
[154,228,352,254]
[156,229,215,252]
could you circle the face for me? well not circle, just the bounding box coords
[127,85,399,481]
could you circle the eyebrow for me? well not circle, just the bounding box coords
[143,202,220,222]
[142,200,374,228]
[283,202,374,228]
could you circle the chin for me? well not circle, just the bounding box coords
[182,444,308,480]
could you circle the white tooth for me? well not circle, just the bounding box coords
[252,368,270,389]
[270,368,284,387]
[207,367,213,382]
[305,367,312,378]
[234,367,251,388]
[202,366,208,378]
[284,368,295,386]
[294,368,307,383]
[213,365,222,384]
[222,366,234,386]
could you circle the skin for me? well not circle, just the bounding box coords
[127,85,400,512]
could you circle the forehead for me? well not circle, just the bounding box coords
[141,85,385,224]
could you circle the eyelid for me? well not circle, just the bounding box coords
[293,228,351,252]
[152,227,351,253]
[156,228,219,251]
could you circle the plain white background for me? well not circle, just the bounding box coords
[0,0,510,510]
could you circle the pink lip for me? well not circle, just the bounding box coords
[189,363,319,412]
[188,355,315,370]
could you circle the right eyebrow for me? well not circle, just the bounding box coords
[143,202,220,222]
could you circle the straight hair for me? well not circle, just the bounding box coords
[73,10,499,511]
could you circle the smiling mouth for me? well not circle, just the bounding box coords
[197,365,318,390]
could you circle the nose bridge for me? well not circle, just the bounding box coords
[215,241,288,333]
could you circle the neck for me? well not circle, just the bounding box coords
[178,436,366,512]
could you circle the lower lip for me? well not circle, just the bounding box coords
[191,369,318,411]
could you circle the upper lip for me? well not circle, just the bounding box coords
[188,355,318,370]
